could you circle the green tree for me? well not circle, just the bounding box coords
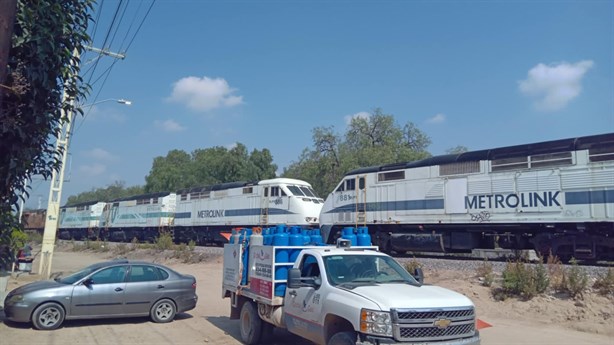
[446,145,469,154]
[144,150,194,193]
[65,181,144,205]
[0,0,94,266]
[246,148,277,181]
[144,143,278,193]
[283,108,431,197]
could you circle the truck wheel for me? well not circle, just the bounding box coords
[240,301,262,345]
[261,321,275,343]
[328,331,357,345]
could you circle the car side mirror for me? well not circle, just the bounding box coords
[83,278,94,286]
[413,267,424,285]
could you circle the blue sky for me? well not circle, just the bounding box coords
[24,0,614,209]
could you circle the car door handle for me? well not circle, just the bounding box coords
[157,285,165,289]
[288,290,297,297]
[115,287,124,292]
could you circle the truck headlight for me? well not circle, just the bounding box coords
[360,309,392,337]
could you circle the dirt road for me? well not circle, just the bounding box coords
[1,247,612,345]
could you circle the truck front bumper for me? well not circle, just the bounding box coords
[360,333,480,345]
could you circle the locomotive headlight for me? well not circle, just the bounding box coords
[360,309,392,336]
[305,217,317,223]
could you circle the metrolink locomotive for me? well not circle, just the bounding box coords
[51,178,323,245]
[319,133,614,261]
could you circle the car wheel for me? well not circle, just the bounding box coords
[328,331,357,345]
[150,298,176,323]
[32,302,65,330]
[239,301,262,345]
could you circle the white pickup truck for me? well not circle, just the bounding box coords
[222,239,480,345]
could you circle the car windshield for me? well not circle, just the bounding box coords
[55,263,105,284]
[323,254,419,287]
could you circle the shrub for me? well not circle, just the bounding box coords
[476,258,494,287]
[547,253,566,293]
[113,243,130,256]
[593,268,614,296]
[534,258,549,294]
[499,259,550,300]
[403,257,422,273]
[155,231,174,251]
[565,258,589,299]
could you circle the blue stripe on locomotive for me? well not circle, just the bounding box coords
[174,208,295,219]
[566,190,614,204]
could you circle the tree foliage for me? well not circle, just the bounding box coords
[446,145,469,154]
[283,108,431,197]
[1,0,94,211]
[144,143,278,193]
[65,181,144,206]
[0,0,94,264]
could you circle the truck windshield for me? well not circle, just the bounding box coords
[323,254,419,286]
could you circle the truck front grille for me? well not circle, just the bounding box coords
[392,307,476,342]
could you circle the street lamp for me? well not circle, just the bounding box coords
[38,97,131,278]
[84,98,132,107]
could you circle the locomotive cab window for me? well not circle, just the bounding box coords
[270,186,284,197]
[346,179,356,191]
[335,183,345,192]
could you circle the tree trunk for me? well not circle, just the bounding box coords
[0,0,17,98]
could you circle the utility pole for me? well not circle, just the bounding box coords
[38,47,125,279]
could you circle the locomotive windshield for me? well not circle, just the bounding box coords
[287,185,305,196]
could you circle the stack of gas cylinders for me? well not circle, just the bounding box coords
[232,225,371,296]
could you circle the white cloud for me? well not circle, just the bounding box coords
[518,60,593,111]
[225,142,238,150]
[79,163,106,176]
[167,76,243,112]
[84,148,117,162]
[154,119,186,132]
[344,111,371,125]
[427,113,446,124]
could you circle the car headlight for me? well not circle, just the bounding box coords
[8,294,24,303]
[360,309,392,337]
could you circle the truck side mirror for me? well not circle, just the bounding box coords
[288,268,302,288]
[414,267,424,285]
[288,268,320,289]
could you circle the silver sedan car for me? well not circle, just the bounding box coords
[3,259,198,330]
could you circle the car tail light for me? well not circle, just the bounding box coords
[192,282,197,289]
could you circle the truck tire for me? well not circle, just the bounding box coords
[261,321,275,343]
[239,301,262,345]
[328,331,357,345]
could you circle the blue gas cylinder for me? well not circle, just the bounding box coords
[289,226,303,262]
[273,227,289,263]
[357,227,371,246]
[342,227,357,246]
[239,228,253,285]
[301,229,311,245]
[263,227,273,245]
[310,228,323,245]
